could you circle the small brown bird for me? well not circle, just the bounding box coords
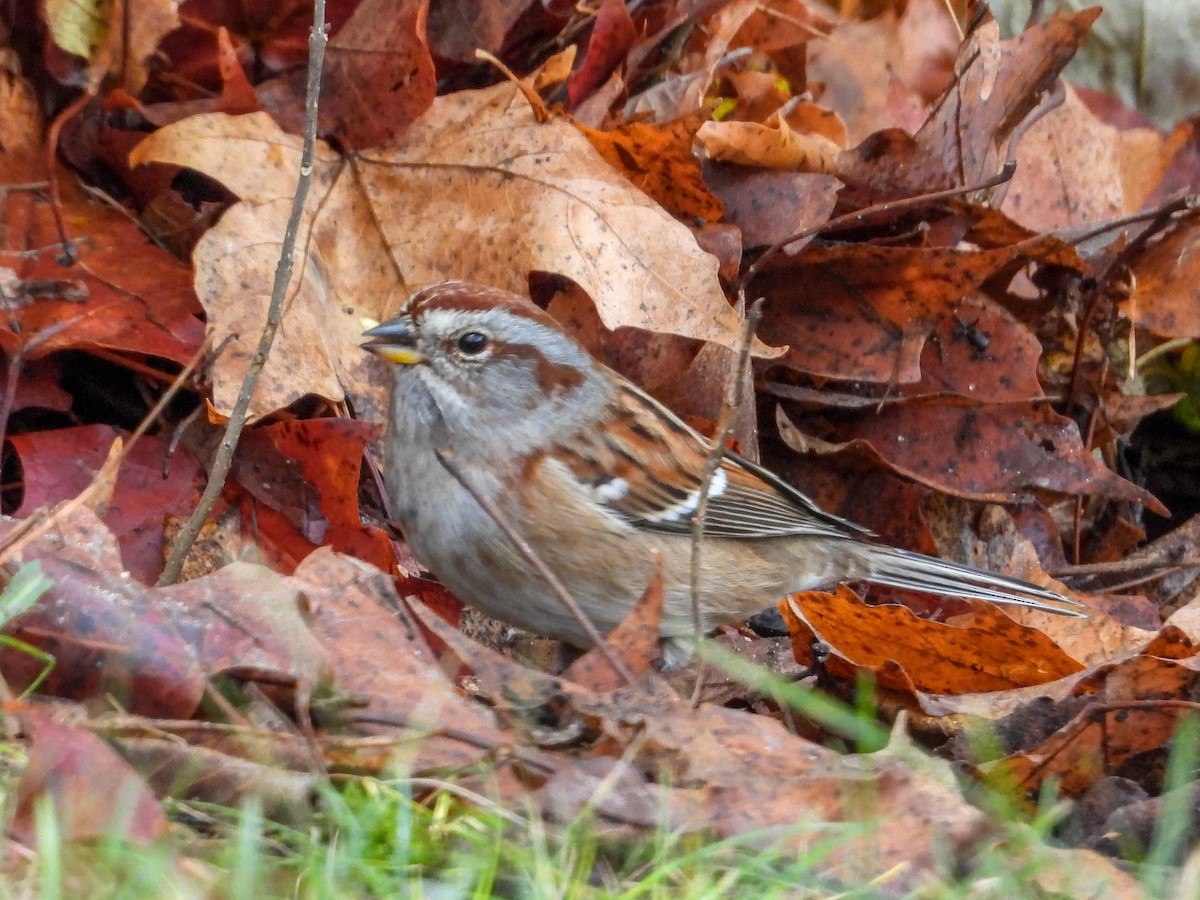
[364,282,1084,666]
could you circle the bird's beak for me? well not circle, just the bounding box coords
[362,317,423,365]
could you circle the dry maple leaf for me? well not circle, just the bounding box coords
[132,60,765,417]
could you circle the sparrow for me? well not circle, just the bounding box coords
[363,282,1084,667]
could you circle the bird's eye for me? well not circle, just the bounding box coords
[456,331,489,355]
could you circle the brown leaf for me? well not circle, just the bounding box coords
[113,734,319,825]
[904,296,1046,402]
[567,0,637,108]
[409,592,1015,891]
[671,716,994,895]
[919,10,1100,187]
[158,561,331,702]
[755,240,1073,385]
[806,15,912,145]
[562,560,664,691]
[42,0,180,94]
[777,397,1165,512]
[235,418,394,572]
[1000,85,1125,232]
[995,654,1200,796]
[579,115,725,222]
[995,835,1146,898]
[705,165,841,251]
[838,11,1100,202]
[258,0,436,149]
[11,713,166,845]
[0,167,203,366]
[1125,212,1200,340]
[540,755,667,829]
[3,505,331,717]
[9,426,204,584]
[0,68,44,176]
[696,111,844,172]
[3,513,207,718]
[294,549,501,772]
[893,0,959,103]
[681,0,834,115]
[427,0,538,62]
[132,63,771,418]
[780,586,1085,695]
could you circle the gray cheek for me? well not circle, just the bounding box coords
[390,369,443,431]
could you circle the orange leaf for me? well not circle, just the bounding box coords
[780,586,1085,694]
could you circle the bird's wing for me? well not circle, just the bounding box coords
[553,381,869,540]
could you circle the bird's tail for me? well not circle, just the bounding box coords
[860,545,1086,617]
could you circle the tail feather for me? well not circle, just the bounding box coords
[863,546,1086,618]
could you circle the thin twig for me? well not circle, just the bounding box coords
[939,0,964,41]
[1053,557,1200,578]
[44,89,95,264]
[84,347,188,385]
[1100,567,1200,595]
[688,299,764,707]
[1060,194,1196,250]
[990,81,1064,209]
[0,182,50,194]
[737,161,1017,292]
[159,3,329,585]
[433,446,634,687]
[0,352,21,456]
[125,340,215,455]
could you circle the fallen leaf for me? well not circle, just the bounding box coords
[258,0,436,148]
[696,112,843,171]
[113,734,319,825]
[805,15,909,144]
[132,62,771,417]
[1000,85,1125,232]
[0,118,203,365]
[295,549,502,773]
[235,418,394,572]
[9,425,204,583]
[1125,213,1200,340]
[903,296,1046,402]
[995,654,1200,796]
[579,114,725,222]
[10,713,166,845]
[781,586,1085,695]
[837,10,1100,203]
[776,397,1164,511]
[567,0,637,108]
[42,0,179,94]
[704,165,841,250]
[426,0,539,62]
[3,507,331,718]
[563,560,665,691]
[754,239,1075,385]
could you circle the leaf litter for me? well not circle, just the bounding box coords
[1,0,1199,893]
